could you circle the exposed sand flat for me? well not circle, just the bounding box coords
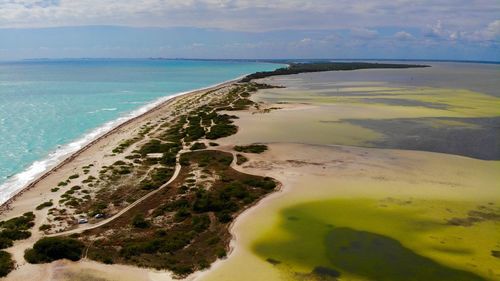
[6,259,175,281]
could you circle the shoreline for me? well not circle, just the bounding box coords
[189,151,288,281]
[0,76,242,214]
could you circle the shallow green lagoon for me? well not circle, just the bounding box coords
[252,199,500,280]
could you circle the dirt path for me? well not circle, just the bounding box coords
[48,151,185,237]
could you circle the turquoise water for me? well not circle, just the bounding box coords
[0,59,281,203]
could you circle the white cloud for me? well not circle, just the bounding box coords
[485,19,500,39]
[394,31,414,40]
[0,0,498,35]
[350,27,378,39]
[0,0,498,52]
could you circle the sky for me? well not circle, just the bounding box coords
[0,0,499,61]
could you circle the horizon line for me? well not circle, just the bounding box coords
[1,57,499,64]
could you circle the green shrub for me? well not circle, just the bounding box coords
[243,177,277,190]
[0,237,12,250]
[174,208,191,222]
[192,215,210,232]
[216,248,227,258]
[206,124,237,139]
[39,224,51,231]
[68,174,79,179]
[24,237,84,263]
[234,144,268,153]
[0,229,30,240]
[131,214,149,228]
[36,201,53,210]
[236,154,248,165]
[0,251,14,277]
[0,212,35,232]
[190,142,207,151]
[140,167,173,190]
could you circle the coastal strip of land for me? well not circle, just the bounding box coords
[3,62,487,281]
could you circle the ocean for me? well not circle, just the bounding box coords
[0,59,281,204]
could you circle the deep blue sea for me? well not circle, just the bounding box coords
[0,59,281,203]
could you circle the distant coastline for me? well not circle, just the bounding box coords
[1,58,498,65]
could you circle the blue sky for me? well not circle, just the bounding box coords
[0,0,499,61]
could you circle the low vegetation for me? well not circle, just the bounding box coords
[190,142,207,151]
[32,81,281,276]
[241,62,429,82]
[234,144,268,154]
[80,150,278,277]
[24,237,84,263]
[0,212,35,249]
[0,251,14,277]
[236,154,248,165]
[36,200,53,210]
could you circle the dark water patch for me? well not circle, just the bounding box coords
[346,117,500,160]
[359,98,449,109]
[325,227,485,281]
[492,251,500,259]
[447,206,500,227]
[432,246,473,255]
[317,92,405,97]
[312,266,341,278]
[293,266,341,281]
[266,257,282,265]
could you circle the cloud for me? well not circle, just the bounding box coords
[485,19,500,39]
[350,27,378,39]
[0,1,498,60]
[394,31,414,41]
[0,0,499,35]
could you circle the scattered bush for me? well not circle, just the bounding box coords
[0,237,12,250]
[24,237,84,263]
[140,167,173,190]
[132,214,149,228]
[234,144,268,153]
[38,224,51,232]
[190,142,207,151]
[174,208,191,222]
[236,154,248,165]
[36,201,53,210]
[0,251,14,277]
[206,124,237,140]
[243,177,277,190]
[0,212,35,231]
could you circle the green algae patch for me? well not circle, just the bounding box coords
[324,227,483,281]
[252,198,500,280]
[242,84,500,159]
[257,86,500,118]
